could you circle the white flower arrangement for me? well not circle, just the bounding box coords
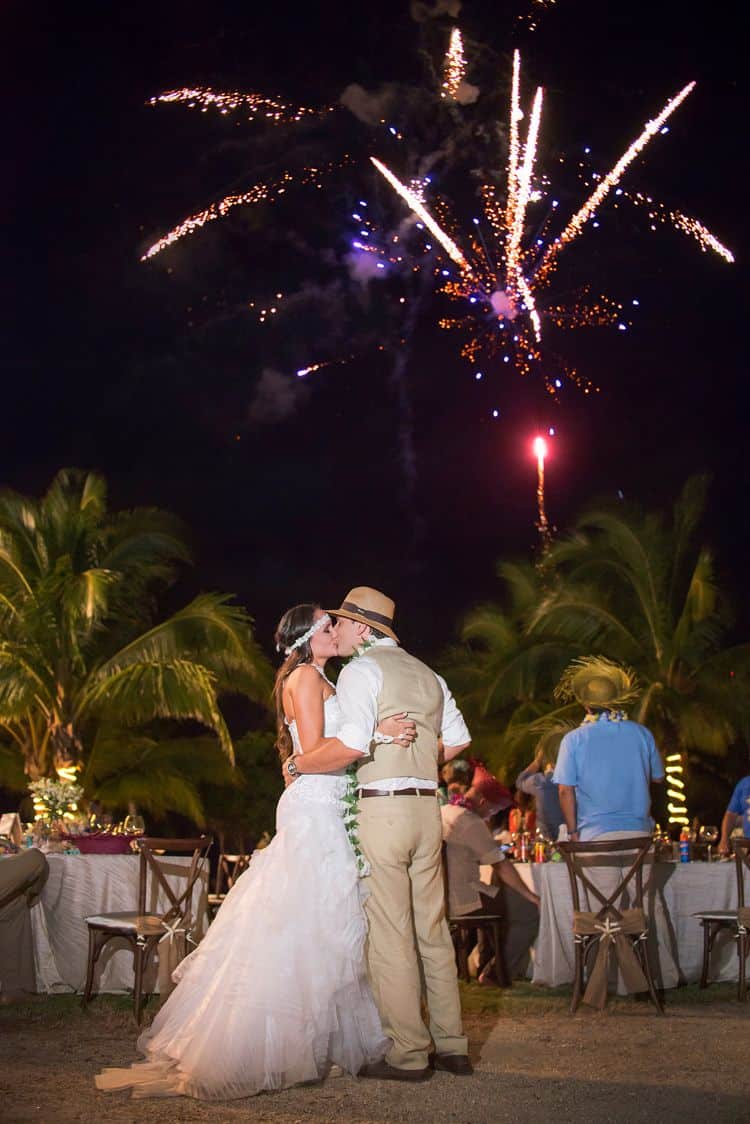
[29,777,84,821]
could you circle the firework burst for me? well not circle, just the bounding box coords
[368,51,732,397]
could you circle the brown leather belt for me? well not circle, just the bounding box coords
[359,787,436,798]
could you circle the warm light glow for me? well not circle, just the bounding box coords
[533,436,548,460]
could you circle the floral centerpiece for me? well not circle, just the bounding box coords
[28,777,84,822]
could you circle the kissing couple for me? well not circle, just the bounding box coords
[96,587,473,1100]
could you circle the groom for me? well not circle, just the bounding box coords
[286,587,472,1082]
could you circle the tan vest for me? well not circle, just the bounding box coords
[355,646,445,786]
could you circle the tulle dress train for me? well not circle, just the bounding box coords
[95,693,387,1100]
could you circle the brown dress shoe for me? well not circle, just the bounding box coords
[433,1053,474,1076]
[358,1059,433,1082]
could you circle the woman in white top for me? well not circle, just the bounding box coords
[95,603,414,1100]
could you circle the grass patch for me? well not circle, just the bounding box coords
[459,978,742,1017]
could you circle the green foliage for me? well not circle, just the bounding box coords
[0,468,273,780]
[443,476,750,793]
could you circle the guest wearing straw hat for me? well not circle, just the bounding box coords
[552,657,664,842]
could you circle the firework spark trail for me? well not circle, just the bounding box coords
[441,28,466,100]
[141,164,338,261]
[506,84,544,339]
[543,81,697,262]
[505,50,522,234]
[149,88,323,123]
[618,190,735,263]
[369,157,472,272]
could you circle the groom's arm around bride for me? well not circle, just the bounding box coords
[287,587,473,1081]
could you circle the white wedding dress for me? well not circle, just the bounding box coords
[95,682,387,1100]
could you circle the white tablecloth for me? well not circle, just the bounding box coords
[510,859,748,988]
[30,853,209,994]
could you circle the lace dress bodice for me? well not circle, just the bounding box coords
[282,670,348,806]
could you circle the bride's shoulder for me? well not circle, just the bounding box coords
[286,664,325,690]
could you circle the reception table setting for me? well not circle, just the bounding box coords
[29,850,209,994]
[486,850,749,991]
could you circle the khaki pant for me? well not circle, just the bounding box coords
[0,848,48,995]
[358,795,467,1069]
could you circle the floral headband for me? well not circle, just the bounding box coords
[281,613,331,656]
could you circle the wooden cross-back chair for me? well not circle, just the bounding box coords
[82,835,211,1023]
[207,850,252,920]
[695,837,750,1001]
[441,843,510,989]
[557,837,664,1014]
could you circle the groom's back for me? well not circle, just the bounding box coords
[356,647,444,786]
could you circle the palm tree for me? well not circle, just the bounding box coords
[444,477,750,790]
[0,469,272,780]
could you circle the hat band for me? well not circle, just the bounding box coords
[340,600,394,629]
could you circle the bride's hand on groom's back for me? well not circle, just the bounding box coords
[378,712,417,747]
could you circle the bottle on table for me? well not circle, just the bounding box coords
[679,824,691,863]
[519,831,530,862]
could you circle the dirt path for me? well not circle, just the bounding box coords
[3,995,750,1123]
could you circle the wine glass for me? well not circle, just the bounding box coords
[700,825,719,862]
[123,813,145,836]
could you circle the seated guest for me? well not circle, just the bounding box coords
[0,848,48,1001]
[552,657,664,841]
[508,791,536,838]
[516,731,565,841]
[718,760,750,856]
[442,765,539,984]
[437,757,472,806]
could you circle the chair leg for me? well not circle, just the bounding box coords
[82,928,100,1008]
[457,927,471,982]
[570,938,584,1014]
[133,941,146,1024]
[700,921,711,989]
[492,922,511,988]
[636,936,665,1015]
[739,931,748,1003]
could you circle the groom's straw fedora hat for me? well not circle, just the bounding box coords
[326,587,399,643]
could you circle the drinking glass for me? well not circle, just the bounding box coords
[123,813,145,836]
[700,825,719,862]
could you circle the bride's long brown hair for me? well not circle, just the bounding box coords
[273,603,320,763]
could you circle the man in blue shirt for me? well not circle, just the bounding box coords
[719,771,750,856]
[515,731,565,841]
[552,657,664,841]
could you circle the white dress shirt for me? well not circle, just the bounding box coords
[336,637,471,791]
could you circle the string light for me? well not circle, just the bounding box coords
[665,753,689,826]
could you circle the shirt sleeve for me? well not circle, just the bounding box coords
[552,732,577,786]
[646,730,664,780]
[728,779,746,815]
[460,813,504,865]
[334,657,381,754]
[516,768,543,796]
[434,673,471,748]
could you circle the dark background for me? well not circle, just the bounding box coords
[3,0,746,659]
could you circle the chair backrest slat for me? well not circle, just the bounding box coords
[136,836,212,926]
[558,837,653,920]
[733,838,750,908]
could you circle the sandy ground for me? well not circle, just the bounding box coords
[3,988,750,1124]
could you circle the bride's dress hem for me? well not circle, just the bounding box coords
[95,692,387,1101]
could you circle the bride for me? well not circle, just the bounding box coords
[95,604,415,1100]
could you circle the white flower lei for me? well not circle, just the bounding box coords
[341,635,378,877]
[582,709,628,724]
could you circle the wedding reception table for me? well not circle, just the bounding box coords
[29,853,209,994]
[509,859,748,989]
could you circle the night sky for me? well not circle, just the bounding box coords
[4,0,747,658]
